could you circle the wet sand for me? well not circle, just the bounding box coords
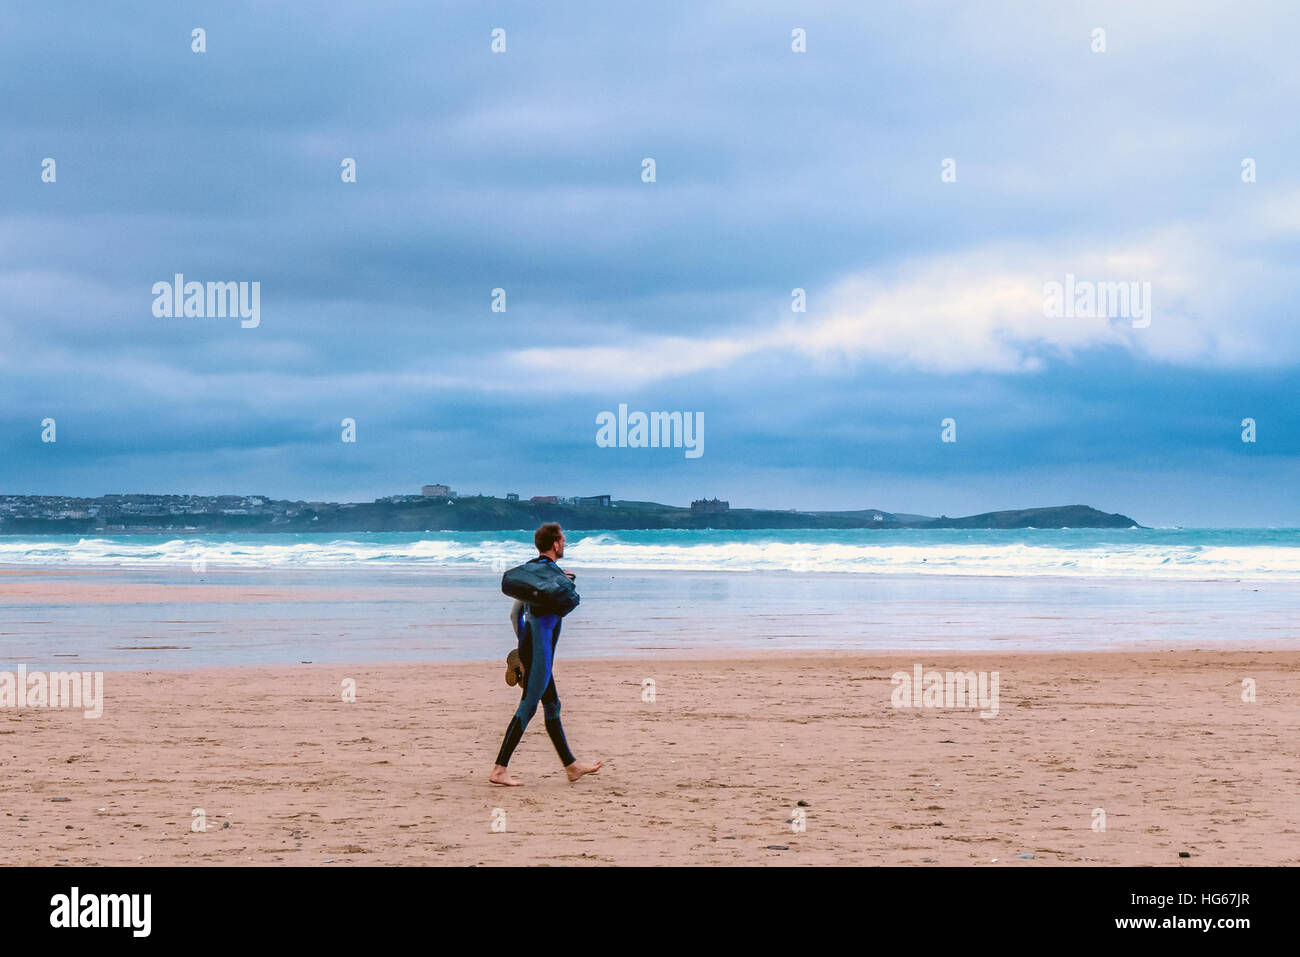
[2,650,1296,866]
[4,565,1297,670]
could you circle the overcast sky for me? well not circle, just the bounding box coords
[2,0,1298,525]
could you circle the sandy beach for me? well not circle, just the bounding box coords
[2,650,1296,866]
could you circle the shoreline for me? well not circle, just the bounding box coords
[4,565,1297,670]
[5,645,1299,673]
[4,561,1300,584]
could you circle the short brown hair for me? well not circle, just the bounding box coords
[535,522,563,553]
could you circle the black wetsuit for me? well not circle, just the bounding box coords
[494,587,575,767]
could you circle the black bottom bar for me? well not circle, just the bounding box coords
[0,865,1282,943]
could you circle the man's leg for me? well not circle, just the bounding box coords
[540,678,576,766]
[490,611,555,783]
[533,620,602,782]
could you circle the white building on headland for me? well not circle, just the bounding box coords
[421,484,453,498]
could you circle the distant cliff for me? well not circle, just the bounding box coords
[0,495,1141,533]
[910,505,1139,529]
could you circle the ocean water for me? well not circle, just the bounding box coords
[2,529,1297,667]
[3,527,1300,580]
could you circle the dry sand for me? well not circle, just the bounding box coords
[1,650,1296,865]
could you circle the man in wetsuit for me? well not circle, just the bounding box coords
[489,522,603,786]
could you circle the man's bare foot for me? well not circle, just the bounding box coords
[564,760,603,783]
[489,764,523,786]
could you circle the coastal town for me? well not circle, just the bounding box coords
[0,490,1133,534]
[0,486,732,532]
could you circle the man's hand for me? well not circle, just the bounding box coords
[563,570,576,581]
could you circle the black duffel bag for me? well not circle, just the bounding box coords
[500,557,580,617]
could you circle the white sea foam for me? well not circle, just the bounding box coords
[0,533,1298,580]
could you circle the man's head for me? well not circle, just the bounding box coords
[535,522,565,559]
